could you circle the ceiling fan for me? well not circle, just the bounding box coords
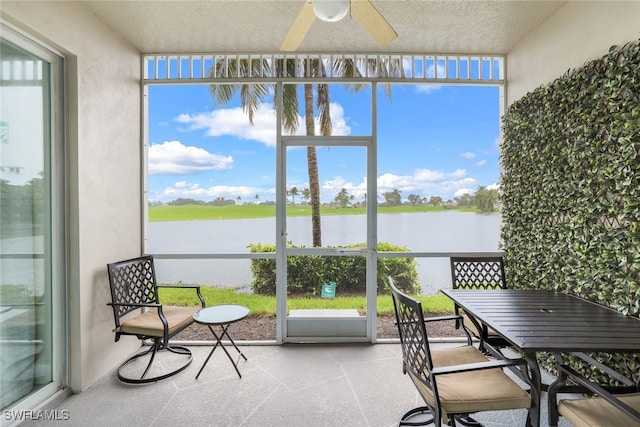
[280,0,398,51]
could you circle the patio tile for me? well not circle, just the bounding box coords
[19,343,572,427]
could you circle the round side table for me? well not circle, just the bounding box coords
[193,304,249,379]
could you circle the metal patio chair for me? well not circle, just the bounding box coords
[389,277,533,427]
[450,256,510,352]
[107,255,205,384]
[548,352,640,427]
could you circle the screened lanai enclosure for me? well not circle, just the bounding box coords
[143,53,505,343]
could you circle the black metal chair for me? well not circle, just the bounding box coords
[548,352,640,427]
[450,256,510,352]
[389,277,533,427]
[107,255,205,384]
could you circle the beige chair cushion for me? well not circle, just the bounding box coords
[461,312,500,339]
[559,392,640,427]
[117,306,198,337]
[410,345,531,417]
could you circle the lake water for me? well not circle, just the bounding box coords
[148,211,502,295]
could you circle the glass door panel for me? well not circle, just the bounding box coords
[284,144,370,340]
[286,145,367,247]
[0,36,55,410]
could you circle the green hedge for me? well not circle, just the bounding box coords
[248,242,419,296]
[501,40,640,386]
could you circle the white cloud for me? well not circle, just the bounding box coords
[174,102,351,147]
[322,176,367,200]
[460,151,476,159]
[430,60,448,78]
[175,106,276,146]
[159,181,268,200]
[411,59,447,93]
[375,168,476,200]
[326,103,351,135]
[487,183,500,191]
[475,159,487,167]
[148,140,233,174]
[415,84,442,94]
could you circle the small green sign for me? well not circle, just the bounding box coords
[321,282,336,299]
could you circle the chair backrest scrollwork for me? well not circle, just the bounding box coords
[107,255,159,323]
[450,256,506,290]
[389,278,434,391]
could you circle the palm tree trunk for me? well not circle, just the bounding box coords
[304,83,322,247]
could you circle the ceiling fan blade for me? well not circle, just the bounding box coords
[280,2,316,51]
[351,0,398,47]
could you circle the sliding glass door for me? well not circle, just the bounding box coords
[0,26,65,415]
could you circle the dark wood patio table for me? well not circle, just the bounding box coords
[441,289,640,427]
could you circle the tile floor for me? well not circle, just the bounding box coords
[19,341,572,427]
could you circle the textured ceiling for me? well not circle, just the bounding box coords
[80,0,567,54]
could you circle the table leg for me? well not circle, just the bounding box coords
[547,353,566,427]
[195,334,221,379]
[524,351,542,427]
[219,326,248,364]
[195,323,247,379]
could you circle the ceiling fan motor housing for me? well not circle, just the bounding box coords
[313,0,350,22]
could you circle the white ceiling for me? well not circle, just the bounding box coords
[80,0,567,54]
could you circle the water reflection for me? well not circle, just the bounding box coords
[149,211,501,295]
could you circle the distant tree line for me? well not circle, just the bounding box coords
[150,186,499,213]
[149,197,275,207]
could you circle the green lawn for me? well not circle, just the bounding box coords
[158,286,455,316]
[149,203,479,222]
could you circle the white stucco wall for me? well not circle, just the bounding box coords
[2,2,141,391]
[507,1,640,105]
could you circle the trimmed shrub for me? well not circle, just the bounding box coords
[249,242,419,296]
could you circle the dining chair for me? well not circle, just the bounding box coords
[548,352,640,427]
[107,255,205,383]
[449,256,510,352]
[389,277,533,427]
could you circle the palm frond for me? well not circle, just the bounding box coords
[208,59,273,125]
[280,83,299,134]
[331,57,405,98]
[240,84,271,125]
[209,82,239,105]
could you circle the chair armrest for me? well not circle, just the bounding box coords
[396,315,463,325]
[157,285,200,289]
[157,284,206,308]
[423,314,463,323]
[423,314,473,344]
[572,352,636,388]
[108,302,161,308]
[558,363,640,422]
[432,357,527,376]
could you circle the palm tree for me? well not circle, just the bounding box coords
[288,186,299,205]
[474,186,499,212]
[208,57,402,246]
[301,188,311,205]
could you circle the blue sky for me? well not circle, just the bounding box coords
[147,82,500,204]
